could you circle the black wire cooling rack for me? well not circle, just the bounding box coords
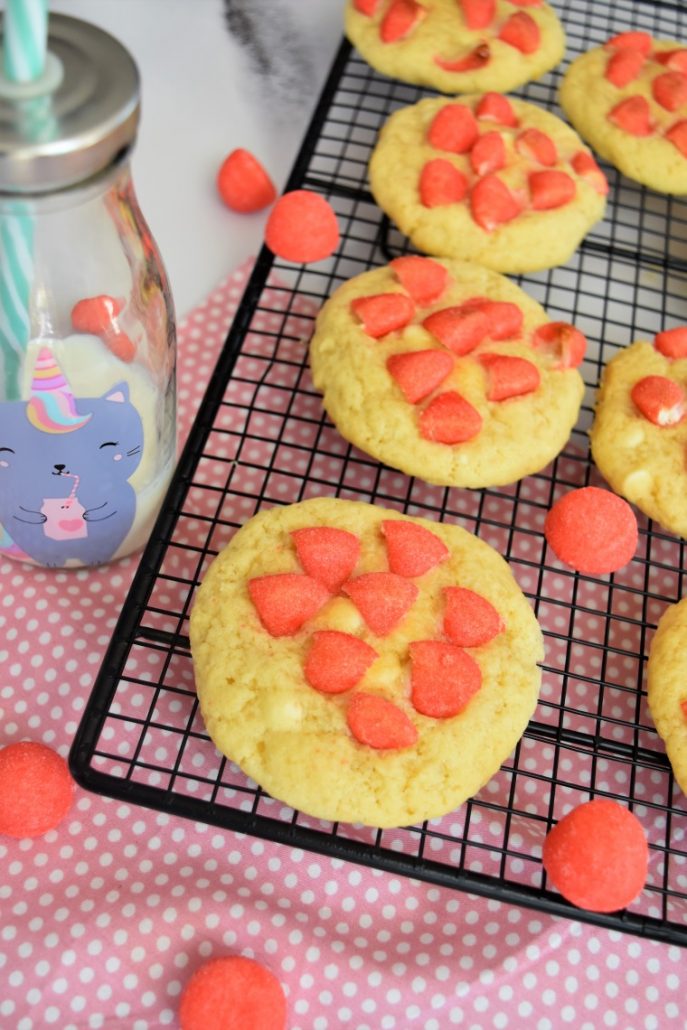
[70,0,687,945]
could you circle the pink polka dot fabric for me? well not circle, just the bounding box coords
[1,262,685,1029]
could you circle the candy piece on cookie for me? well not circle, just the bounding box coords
[390,255,449,304]
[419,391,483,443]
[531,321,587,368]
[409,640,482,718]
[189,498,544,826]
[342,572,418,635]
[542,799,649,913]
[291,526,360,591]
[0,741,74,839]
[561,33,687,193]
[304,630,378,694]
[516,127,558,165]
[544,486,638,575]
[216,148,277,213]
[386,348,455,403]
[179,955,287,1030]
[347,691,418,749]
[345,0,565,95]
[351,293,416,337]
[647,597,687,796]
[480,353,541,401]
[428,103,479,153]
[470,173,523,231]
[265,190,339,263]
[381,518,450,577]
[419,159,469,207]
[631,375,686,426]
[443,586,504,646]
[654,326,687,359]
[470,131,507,176]
[248,574,331,636]
[423,305,489,355]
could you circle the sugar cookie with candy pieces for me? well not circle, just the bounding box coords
[369,92,607,273]
[344,0,565,95]
[647,597,687,797]
[189,497,544,828]
[590,330,687,538]
[309,256,587,488]
[560,32,687,193]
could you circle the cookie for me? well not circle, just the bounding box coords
[368,93,608,273]
[344,0,565,95]
[647,598,687,796]
[590,333,687,538]
[309,256,586,488]
[560,32,687,194]
[189,497,544,829]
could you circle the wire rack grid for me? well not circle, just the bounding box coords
[70,0,687,945]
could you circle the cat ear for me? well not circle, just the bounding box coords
[104,382,130,404]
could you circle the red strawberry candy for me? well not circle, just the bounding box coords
[542,799,649,913]
[571,151,609,196]
[544,486,638,575]
[470,131,507,176]
[665,120,687,159]
[531,321,587,369]
[507,0,542,6]
[631,375,686,426]
[304,631,378,694]
[71,294,124,335]
[381,519,450,577]
[291,526,360,591]
[248,574,331,637]
[419,391,483,443]
[347,692,418,749]
[422,305,489,355]
[387,348,455,404]
[471,174,522,231]
[409,640,482,718]
[419,159,469,207]
[463,297,523,340]
[608,96,654,136]
[480,353,540,401]
[605,48,645,88]
[435,43,491,73]
[652,71,687,113]
[342,572,418,635]
[498,12,540,54]
[460,0,495,30]
[390,255,449,304]
[654,326,687,359]
[216,148,276,213]
[443,586,504,647]
[515,128,558,166]
[529,170,576,210]
[475,93,519,127]
[606,31,652,54]
[353,0,382,14]
[380,0,426,43]
[351,293,415,338]
[428,104,479,153]
[656,49,687,74]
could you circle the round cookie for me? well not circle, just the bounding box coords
[368,93,608,273]
[560,32,687,194]
[309,256,586,488]
[590,332,687,538]
[344,0,565,95]
[647,598,687,796]
[189,497,544,829]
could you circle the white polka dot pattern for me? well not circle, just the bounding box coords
[0,262,685,1028]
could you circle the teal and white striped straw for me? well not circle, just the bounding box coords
[1,0,49,400]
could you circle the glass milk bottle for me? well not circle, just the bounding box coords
[0,13,176,567]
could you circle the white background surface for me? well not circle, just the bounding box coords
[48,0,343,318]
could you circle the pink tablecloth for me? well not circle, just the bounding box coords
[1,262,684,1030]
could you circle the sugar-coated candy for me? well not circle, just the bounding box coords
[179,955,287,1030]
[0,741,74,838]
[264,190,339,263]
[217,148,277,213]
[544,485,638,575]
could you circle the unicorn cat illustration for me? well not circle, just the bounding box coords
[0,348,143,567]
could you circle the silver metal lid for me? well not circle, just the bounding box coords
[0,13,140,193]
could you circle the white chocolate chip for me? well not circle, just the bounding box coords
[622,469,652,498]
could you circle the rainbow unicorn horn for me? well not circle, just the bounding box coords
[25,346,92,433]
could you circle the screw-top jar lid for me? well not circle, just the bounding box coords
[0,13,140,194]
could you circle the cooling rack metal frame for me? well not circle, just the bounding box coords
[70,0,687,946]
